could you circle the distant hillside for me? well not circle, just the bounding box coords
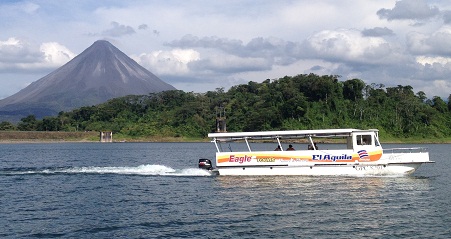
[2,74,451,141]
[0,40,176,122]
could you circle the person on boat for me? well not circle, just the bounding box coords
[275,145,281,151]
[286,144,295,151]
[308,143,318,150]
[362,138,369,145]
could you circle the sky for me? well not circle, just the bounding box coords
[1,0,451,100]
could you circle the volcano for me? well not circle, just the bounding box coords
[0,40,176,122]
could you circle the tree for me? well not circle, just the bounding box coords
[431,96,448,113]
[17,115,38,131]
[38,117,61,131]
[343,78,365,101]
[0,121,15,130]
[416,91,427,102]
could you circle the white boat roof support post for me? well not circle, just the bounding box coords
[276,137,283,151]
[308,136,317,150]
[245,137,252,152]
[212,138,220,152]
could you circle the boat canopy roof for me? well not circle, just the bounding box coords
[208,129,378,141]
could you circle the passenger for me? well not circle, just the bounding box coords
[286,144,295,151]
[308,143,318,150]
[274,145,281,151]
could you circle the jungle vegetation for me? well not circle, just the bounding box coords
[1,74,451,141]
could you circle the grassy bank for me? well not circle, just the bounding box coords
[0,131,100,143]
[112,133,209,142]
[379,135,451,144]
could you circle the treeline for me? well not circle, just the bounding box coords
[1,73,451,140]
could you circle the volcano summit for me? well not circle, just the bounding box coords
[0,40,176,122]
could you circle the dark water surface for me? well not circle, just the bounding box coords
[0,142,450,238]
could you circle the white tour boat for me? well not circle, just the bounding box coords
[198,129,434,176]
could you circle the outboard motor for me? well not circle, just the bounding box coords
[198,158,213,170]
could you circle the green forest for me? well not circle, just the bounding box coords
[1,73,451,142]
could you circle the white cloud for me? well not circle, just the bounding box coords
[362,27,395,37]
[416,56,451,65]
[0,38,43,69]
[443,10,451,24]
[0,38,74,72]
[138,24,148,30]
[189,53,272,74]
[102,21,136,37]
[134,49,200,76]
[303,29,401,65]
[40,42,75,66]
[407,26,451,56]
[167,35,299,66]
[419,80,451,98]
[377,0,440,21]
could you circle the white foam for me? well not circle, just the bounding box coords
[178,168,214,176]
[18,164,213,177]
[69,164,175,175]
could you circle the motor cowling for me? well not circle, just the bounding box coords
[198,158,213,170]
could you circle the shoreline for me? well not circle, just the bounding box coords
[0,131,450,144]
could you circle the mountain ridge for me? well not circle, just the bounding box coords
[0,40,176,122]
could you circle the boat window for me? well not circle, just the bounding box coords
[357,135,372,145]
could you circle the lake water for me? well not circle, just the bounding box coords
[0,142,450,238]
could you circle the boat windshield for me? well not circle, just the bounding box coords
[374,135,380,146]
[357,134,372,145]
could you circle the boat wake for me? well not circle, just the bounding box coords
[0,164,213,177]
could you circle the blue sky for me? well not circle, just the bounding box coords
[1,0,451,99]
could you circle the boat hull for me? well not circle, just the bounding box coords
[215,163,423,176]
[214,151,431,176]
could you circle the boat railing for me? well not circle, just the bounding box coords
[383,147,428,154]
